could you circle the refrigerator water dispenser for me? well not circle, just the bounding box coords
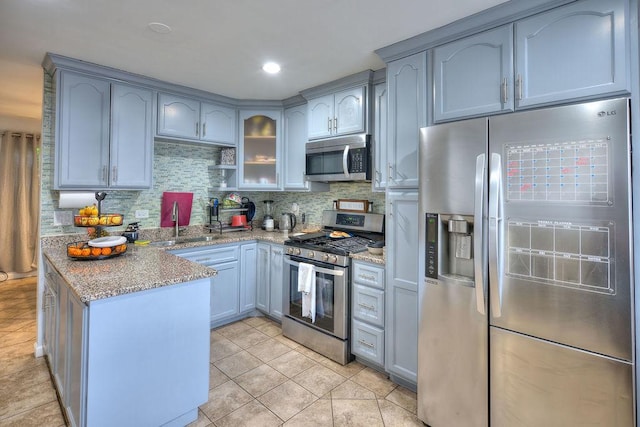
[425,213,474,281]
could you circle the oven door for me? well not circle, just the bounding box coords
[283,255,349,339]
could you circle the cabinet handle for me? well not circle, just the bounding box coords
[388,163,393,181]
[328,118,332,132]
[195,257,214,263]
[112,166,117,184]
[516,74,523,101]
[501,77,508,103]
[102,166,108,183]
[202,123,206,137]
[358,302,376,311]
[196,122,199,136]
[333,117,337,131]
[358,339,375,349]
[359,274,376,281]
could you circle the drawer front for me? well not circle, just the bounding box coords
[171,245,238,265]
[352,319,384,366]
[352,284,384,327]
[353,262,384,289]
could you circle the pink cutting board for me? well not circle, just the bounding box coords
[161,192,193,227]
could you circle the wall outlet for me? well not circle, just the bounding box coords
[135,209,149,219]
[53,210,73,226]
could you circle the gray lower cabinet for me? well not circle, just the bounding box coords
[54,71,153,189]
[256,242,284,320]
[386,51,427,189]
[240,243,257,312]
[172,242,256,327]
[351,260,385,367]
[432,0,629,122]
[385,191,419,387]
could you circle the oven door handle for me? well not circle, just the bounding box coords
[284,258,345,276]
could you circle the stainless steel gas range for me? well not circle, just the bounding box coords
[282,210,384,365]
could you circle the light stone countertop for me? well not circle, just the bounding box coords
[42,228,385,303]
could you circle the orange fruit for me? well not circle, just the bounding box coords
[101,247,112,256]
[91,247,102,257]
[81,248,91,257]
[111,215,122,225]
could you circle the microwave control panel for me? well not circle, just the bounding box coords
[350,149,367,173]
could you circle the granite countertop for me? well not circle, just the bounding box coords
[43,245,217,303]
[42,227,385,304]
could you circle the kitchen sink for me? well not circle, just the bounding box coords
[149,235,218,247]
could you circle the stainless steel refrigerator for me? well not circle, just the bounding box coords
[417,98,634,426]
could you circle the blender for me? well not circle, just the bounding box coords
[262,200,275,230]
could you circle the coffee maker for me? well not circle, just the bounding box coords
[262,200,274,230]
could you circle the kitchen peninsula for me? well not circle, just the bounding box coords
[41,237,216,427]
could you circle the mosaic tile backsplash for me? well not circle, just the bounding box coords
[39,72,385,237]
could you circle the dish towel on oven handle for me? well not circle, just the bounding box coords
[297,262,316,323]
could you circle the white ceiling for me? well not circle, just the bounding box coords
[0,0,507,131]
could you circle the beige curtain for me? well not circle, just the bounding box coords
[0,132,40,274]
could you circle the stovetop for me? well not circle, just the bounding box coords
[285,233,374,255]
[284,210,385,264]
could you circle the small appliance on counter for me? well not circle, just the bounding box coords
[280,212,296,232]
[262,199,275,230]
[122,222,140,243]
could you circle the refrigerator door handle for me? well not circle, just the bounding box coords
[474,154,486,315]
[489,152,504,318]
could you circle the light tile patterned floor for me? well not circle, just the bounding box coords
[0,277,422,426]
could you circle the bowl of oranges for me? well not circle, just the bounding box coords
[67,236,128,260]
[73,205,123,227]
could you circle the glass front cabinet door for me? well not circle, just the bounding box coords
[239,110,282,190]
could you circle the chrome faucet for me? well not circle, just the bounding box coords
[172,201,179,238]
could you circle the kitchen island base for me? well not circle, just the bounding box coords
[43,253,211,427]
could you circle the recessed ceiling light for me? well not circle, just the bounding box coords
[262,62,281,74]
[147,22,172,34]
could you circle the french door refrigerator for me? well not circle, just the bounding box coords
[417,98,634,426]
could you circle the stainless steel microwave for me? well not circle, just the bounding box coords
[305,134,372,182]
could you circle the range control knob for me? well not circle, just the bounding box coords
[329,255,338,264]
[294,248,301,256]
[307,251,315,259]
[286,247,294,255]
[321,254,329,262]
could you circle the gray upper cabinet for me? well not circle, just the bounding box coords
[433,25,514,122]
[432,0,629,122]
[307,86,366,140]
[55,72,110,189]
[157,93,236,145]
[386,51,427,189]
[200,102,237,144]
[283,104,329,192]
[515,0,628,109]
[55,71,153,189]
[110,84,154,189]
[372,81,388,191]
